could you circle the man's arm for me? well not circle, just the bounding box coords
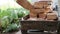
[16,0,34,10]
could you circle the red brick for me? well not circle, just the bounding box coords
[29,12,37,18]
[39,13,47,19]
[46,11,58,20]
[34,9,45,13]
[33,1,52,8]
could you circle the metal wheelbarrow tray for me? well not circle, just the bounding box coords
[20,15,60,34]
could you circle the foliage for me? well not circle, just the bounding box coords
[0,8,29,32]
[0,0,31,32]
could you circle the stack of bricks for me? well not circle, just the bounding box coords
[29,0,58,21]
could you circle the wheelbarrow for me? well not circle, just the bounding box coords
[20,15,60,34]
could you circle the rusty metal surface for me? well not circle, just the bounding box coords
[20,21,58,31]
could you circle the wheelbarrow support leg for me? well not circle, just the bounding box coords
[21,30,27,34]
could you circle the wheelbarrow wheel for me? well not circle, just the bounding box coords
[21,30,27,34]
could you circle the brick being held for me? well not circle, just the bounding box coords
[33,1,52,9]
[34,9,45,13]
[44,8,52,13]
